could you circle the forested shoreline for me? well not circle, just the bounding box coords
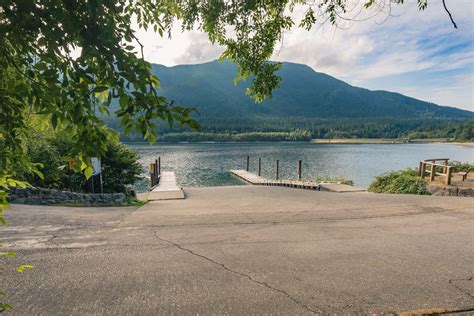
[116,119,473,142]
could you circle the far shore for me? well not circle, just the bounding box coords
[311,138,474,145]
[124,139,474,146]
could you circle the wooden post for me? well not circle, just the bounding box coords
[246,155,250,171]
[276,160,279,180]
[150,163,155,187]
[419,161,423,177]
[429,163,435,181]
[158,157,161,175]
[446,166,452,185]
[258,158,262,176]
[420,162,426,179]
[298,160,302,180]
[154,159,158,179]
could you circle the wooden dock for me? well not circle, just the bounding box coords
[230,170,365,193]
[139,171,185,201]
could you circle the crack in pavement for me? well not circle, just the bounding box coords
[152,230,322,314]
[132,208,452,229]
[449,276,474,299]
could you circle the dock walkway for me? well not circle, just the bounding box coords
[140,171,185,201]
[230,169,365,193]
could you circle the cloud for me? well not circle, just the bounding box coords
[173,32,224,65]
[134,1,474,110]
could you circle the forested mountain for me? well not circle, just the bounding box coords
[103,60,473,140]
[152,60,472,119]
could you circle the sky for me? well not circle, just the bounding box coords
[134,1,474,111]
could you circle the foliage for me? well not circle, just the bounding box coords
[314,176,353,186]
[19,122,144,196]
[368,169,431,195]
[404,121,474,141]
[448,161,474,173]
[0,0,452,309]
[0,1,444,183]
[100,142,145,196]
[119,117,472,142]
[0,176,32,313]
[138,130,312,142]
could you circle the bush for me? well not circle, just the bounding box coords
[449,161,474,173]
[20,124,144,196]
[314,176,353,186]
[368,169,430,195]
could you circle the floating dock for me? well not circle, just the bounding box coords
[139,171,185,201]
[230,169,365,193]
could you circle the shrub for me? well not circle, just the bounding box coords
[314,176,353,186]
[449,161,474,173]
[368,169,430,195]
[20,124,144,196]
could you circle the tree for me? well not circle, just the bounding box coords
[0,0,458,310]
[0,0,458,178]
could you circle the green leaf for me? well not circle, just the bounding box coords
[93,86,109,93]
[84,166,93,180]
[16,265,33,273]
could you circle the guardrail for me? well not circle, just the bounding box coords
[419,158,453,185]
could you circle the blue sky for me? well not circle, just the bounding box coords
[136,1,473,111]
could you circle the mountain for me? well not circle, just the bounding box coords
[105,60,473,140]
[151,60,473,120]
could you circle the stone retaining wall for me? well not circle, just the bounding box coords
[426,185,474,197]
[6,187,127,206]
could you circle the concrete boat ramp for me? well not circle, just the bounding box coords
[230,169,366,193]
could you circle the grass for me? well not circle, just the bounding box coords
[314,176,353,186]
[368,169,431,195]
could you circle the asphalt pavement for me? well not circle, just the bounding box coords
[1,186,473,315]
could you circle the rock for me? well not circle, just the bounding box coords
[7,187,130,206]
[458,188,474,197]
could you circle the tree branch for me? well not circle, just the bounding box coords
[442,0,457,29]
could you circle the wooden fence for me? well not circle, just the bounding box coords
[419,158,453,185]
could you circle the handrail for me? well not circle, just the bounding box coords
[423,158,449,162]
[428,163,452,168]
[419,159,452,185]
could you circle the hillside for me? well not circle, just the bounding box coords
[105,60,473,140]
[152,60,472,119]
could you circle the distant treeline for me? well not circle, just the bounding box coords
[103,115,473,142]
[404,120,473,141]
[140,130,311,142]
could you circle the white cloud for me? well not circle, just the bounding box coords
[133,0,474,110]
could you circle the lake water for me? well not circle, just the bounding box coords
[129,143,473,191]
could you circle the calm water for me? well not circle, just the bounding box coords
[129,142,473,191]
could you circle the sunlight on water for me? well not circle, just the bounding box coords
[129,142,473,192]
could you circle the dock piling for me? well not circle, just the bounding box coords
[158,157,161,175]
[246,155,250,171]
[276,160,279,180]
[150,163,156,187]
[298,160,302,180]
[258,158,262,176]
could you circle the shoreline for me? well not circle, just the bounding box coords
[125,140,474,146]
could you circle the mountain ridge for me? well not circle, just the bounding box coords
[150,60,473,120]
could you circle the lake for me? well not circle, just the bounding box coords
[129,142,473,192]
